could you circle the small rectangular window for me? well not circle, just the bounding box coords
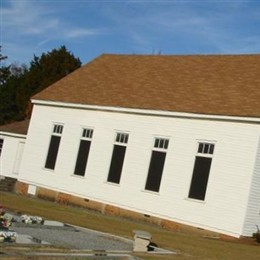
[197,142,214,155]
[107,132,129,184]
[74,128,93,176]
[145,137,169,192]
[189,142,215,200]
[53,124,63,134]
[0,139,4,157]
[115,133,128,144]
[154,138,168,150]
[45,124,63,170]
[82,129,93,139]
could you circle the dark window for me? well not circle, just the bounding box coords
[0,139,3,157]
[198,143,203,153]
[82,129,93,138]
[154,138,169,149]
[74,128,93,177]
[209,144,214,154]
[188,157,212,200]
[45,135,61,170]
[53,125,63,134]
[145,151,166,192]
[145,137,169,192]
[107,132,129,184]
[74,140,91,176]
[107,145,126,184]
[197,142,214,155]
[45,124,63,170]
[115,133,128,144]
[189,142,215,200]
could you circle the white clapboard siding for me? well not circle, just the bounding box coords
[19,103,260,237]
[0,133,25,178]
[242,137,260,236]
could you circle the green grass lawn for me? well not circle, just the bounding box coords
[1,191,260,260]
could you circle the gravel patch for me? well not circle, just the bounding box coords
[12,223,133,251]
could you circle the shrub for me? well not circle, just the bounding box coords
[253,225,260,243]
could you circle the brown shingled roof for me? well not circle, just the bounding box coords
[33,54,260,117]
[0,120,30,135]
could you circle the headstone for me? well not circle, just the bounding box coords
[133,230,152,252]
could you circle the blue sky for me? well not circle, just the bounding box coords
[1,0,260,65]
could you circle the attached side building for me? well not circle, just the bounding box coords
[0,120,29,191]
[16,54,260,238]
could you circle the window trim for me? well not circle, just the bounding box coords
[73,127,94,177]
[197,142,215,156]
[187,140,216,201]
[114,132,129,146]
[144,136,170,193]
[44,123,64,171]
[106,131,129,185]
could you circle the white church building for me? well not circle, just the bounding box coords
[1,54,260,238]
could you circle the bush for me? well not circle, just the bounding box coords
[253,225,260,243]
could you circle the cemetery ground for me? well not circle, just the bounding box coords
[1,191,260,259]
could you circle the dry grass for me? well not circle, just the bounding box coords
[1,191,260,259]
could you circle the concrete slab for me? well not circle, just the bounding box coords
[15,234,49,245]
[43,220,64,227]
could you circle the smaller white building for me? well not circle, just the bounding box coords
[0,120,29,181]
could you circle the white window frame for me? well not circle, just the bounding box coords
[115,132,129,146]
[52,124,63,136]
[153,137,169,152]
[197,142,215,158]
[81,128,94,140]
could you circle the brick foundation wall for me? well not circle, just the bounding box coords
[15,181,29,195]
[14,182,226,238]
[36,187,58,202]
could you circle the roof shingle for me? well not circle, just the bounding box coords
[0,119,30,135]
[33,54,260,117]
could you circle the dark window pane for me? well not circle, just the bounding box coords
[116,134,120,143]
[209,144,215,154]
[154,139,159,148]
[59,125,63,134]
[45,135,61,170]
[164,139,169,149]
[198,143,203,153]
[188,156,212,200]
[82,129,87,137]
[145,151,166,192]
[159,139,164,148]
[89,129,93,138]
[204,143,209,154]
[74,140,91,176]
[124,134,128,144]
[0,139,3,157]
[107,145,126,184]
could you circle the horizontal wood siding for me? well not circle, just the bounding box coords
[0,134,25,178]
[19,104,260,237]
[242,137,260,236]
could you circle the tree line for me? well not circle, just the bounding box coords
[0,46,82,125]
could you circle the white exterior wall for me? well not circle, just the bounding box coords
[0,133,25,178]
[242,137,260,236]
[19,104,260,237]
